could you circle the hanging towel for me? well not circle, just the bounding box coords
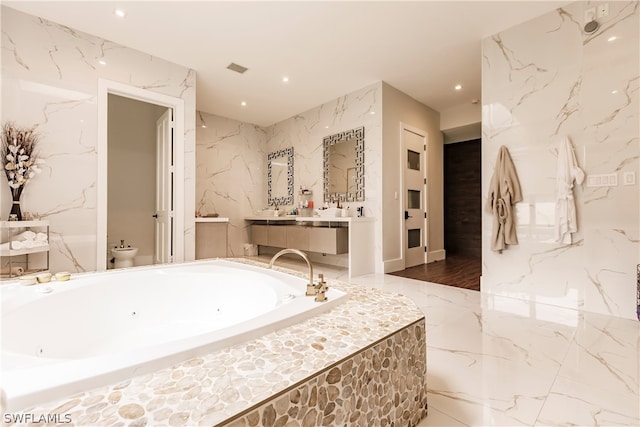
[486,145,522,252]
[555,136,584,244]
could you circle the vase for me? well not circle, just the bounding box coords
[10,187,23,221]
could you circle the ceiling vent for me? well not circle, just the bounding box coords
[226,63,248,74]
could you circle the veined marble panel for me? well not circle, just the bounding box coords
[195,113,267,257]
[265,83,383,269]
[481,1,639,319]
[1,6,196,272]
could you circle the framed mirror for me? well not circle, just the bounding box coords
[323,126,364,202]
[268,147,294,205]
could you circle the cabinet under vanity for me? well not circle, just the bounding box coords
[245,216,374,278]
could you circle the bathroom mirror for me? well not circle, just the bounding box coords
[268,147,294,206]
[323,126,364,202]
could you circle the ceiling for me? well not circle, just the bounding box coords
[5,1,571,127]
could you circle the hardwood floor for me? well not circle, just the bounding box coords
[389,255,481,291]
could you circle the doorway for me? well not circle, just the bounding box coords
[97,79,185,271]
[390,138,482,291]
[107,95,169,268]
[444,139,481,258]
[401,125,428,268]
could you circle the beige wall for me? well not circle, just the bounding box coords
[441,103,481,144]
[381,82,444,271]
[107,95,167,267]
[440,103,481,131]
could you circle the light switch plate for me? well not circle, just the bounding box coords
[623,171,636,185]
[586,173,619,187]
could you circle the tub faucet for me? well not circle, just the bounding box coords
[119,240,125,248]
[269,248,316,297]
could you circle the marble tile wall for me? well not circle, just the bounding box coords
[195,114,267,256]
[1,6,196,273]
[197,83,383,268]
[264,82,383,269]
[481,1,639,319]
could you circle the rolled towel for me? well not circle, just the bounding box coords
[0,242,9,251]
[0,266,24,276]
[22,240,37,249]
[35,232,48,243]
[16,230,36,241]
[11,241,24,250]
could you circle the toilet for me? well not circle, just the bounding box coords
[111,247,139,268]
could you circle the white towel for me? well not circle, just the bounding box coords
[35,232,48,243]
[11,239,47,249]
[16,230,36,241]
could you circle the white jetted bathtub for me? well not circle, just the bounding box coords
[0,259,347,411]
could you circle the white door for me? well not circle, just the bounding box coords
[154,109,173,264]
[402,127,427,268]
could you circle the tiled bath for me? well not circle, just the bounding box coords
[223,321,426,426]
[1,259,427,426]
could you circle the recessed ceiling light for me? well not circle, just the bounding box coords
[454,84,463,91]
[282,76,289,83]
[240,101,247,107]
[99,60,107,66]
[114,9,126,18]
[611,90,618,94]
[369,111,376,115]
[607,36,617,42]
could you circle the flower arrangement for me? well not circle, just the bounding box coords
[2,122,42,220]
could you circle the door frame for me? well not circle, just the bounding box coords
[155,109,173,265]
[400,123,428,268]
[97,79,185,271]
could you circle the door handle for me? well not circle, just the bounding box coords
[404,211,412,220]
[152,213,158,218]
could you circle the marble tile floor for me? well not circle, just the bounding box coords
[244,256,640,426]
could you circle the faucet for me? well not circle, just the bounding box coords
[119,240,125,248]
[268,248,317,297]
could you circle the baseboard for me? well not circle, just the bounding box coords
[383,258,405,273]
[427,249,446,263]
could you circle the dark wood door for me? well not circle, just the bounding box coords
[444,139,481,258]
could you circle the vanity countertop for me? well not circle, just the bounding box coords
[244,216,374,223]
[195,217,229,223]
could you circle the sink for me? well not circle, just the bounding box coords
[315,207,343,218]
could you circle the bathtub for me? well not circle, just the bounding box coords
[0,259,348,411]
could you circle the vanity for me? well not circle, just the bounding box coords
[253,126,373,277]
[195,217,229,259]
[245,216,374,278]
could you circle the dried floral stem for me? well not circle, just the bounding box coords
[2,122,41,190]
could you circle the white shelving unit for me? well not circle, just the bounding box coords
[0,220,50,278]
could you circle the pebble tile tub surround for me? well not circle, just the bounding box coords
[1,259,427,426]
